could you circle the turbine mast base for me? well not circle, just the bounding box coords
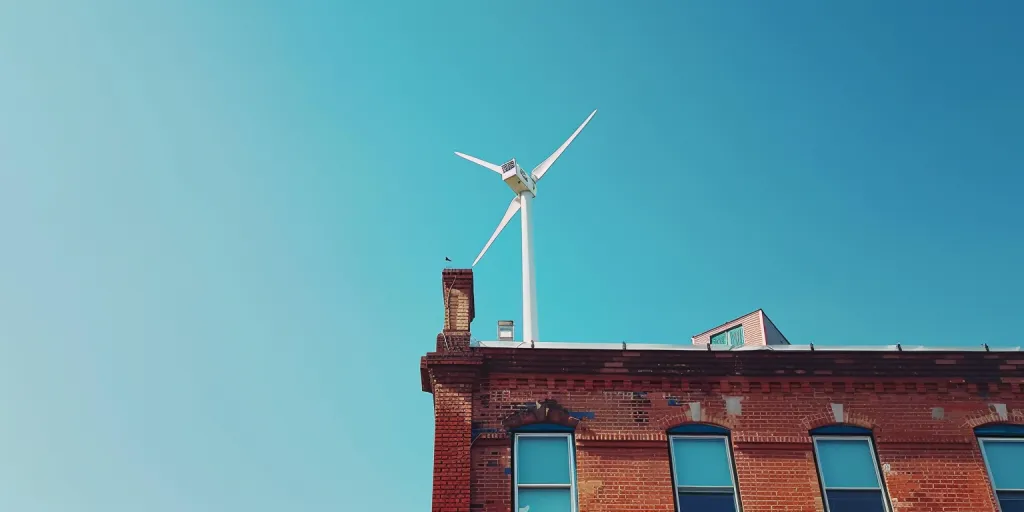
[520,191,539,343]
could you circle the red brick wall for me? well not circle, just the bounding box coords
[576,445,675,512]
[733,446,821,512]
[466,375,1023,512]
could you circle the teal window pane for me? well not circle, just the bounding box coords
[518,436,570,485]
[728,326,744,347]
[816,439,881,489]
[672,437,734,487]
[983,440,1024,490]
[517,488,571,512]
[711,332,728,345]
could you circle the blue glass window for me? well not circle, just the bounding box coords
[515,434,576,512]
[669,435,739,511]
[978,437,1024,512]
[813,436,888,512]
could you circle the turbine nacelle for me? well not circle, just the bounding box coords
[500,159,536,196]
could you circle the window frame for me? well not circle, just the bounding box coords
[667,430,742,512]
[512,431,579,512]
[710,325,744,348]
[977,435,1024,512]
[811,433,891,512]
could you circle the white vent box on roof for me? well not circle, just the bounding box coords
[497,320,515,341]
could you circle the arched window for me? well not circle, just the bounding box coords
[974,423,1024,511]
[975,423,1024,437]
[514,423,575,433]
[666,424,740,512]
[810,425,890,512]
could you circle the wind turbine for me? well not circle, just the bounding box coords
[455,109,597,343]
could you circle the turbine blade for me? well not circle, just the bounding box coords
[473,196,522,266]
[531,109,597,182]
[455,152,503,174]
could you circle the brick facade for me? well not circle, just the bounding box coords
[422,270,1024,512]
[462,380,1023,512]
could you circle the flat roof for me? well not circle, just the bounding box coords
[474,341,1022,352]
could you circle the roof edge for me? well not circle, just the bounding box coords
[473,340,1022,352]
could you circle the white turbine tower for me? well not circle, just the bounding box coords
[455,109,597,344]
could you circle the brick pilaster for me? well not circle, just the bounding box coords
[427,361,481,512]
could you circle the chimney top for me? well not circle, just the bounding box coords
[442,269,475,333]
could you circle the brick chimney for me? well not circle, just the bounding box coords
[426,269,481,512]
[437,269,475,352]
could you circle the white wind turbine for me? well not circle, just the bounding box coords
[455,109,597,343]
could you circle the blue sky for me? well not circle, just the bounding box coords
[1,1,1022,510]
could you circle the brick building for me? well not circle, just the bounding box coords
[421,269,1024,512]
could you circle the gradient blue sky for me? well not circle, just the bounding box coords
[2,1,1022,510]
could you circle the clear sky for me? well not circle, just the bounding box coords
[1,1,1022,510]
